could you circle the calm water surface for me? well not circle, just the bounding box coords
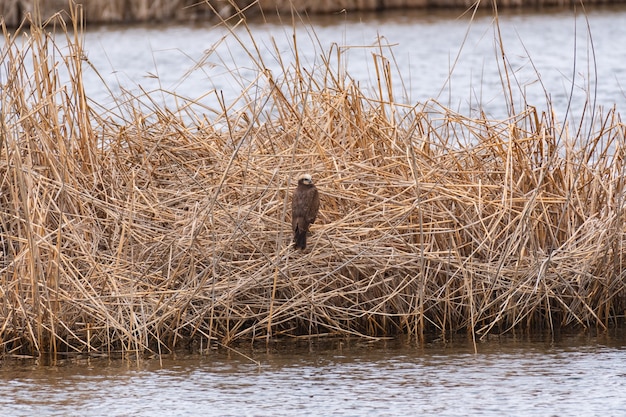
[79,5,626,122]
[1,333,626,416]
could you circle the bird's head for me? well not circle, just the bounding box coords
[298,173,314,185]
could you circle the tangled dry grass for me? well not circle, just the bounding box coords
[1,6,626,357]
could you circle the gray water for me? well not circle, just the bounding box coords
[1,333,626,416]
[80,5,626,123]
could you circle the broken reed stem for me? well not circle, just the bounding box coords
[1,7,626,357]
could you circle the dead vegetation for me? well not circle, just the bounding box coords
[1,5,625,357]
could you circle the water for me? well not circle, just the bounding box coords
[1,333,626,416]
[76,5,626,123]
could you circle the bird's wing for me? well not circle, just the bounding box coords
[308,188,320,223]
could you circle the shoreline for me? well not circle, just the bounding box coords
[2,0,626,27]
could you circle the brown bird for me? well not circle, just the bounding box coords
[292,173,320,250]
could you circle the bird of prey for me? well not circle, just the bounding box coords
[291,173,320,250]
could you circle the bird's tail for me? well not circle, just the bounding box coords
[294,230,307,250]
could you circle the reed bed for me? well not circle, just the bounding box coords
[1,7,626,357]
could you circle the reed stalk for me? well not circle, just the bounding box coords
[1,4,625,357]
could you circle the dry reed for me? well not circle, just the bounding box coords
[1,4,626,357]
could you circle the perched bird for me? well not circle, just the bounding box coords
[291,173,320,250]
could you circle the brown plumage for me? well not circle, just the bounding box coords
[292,173,320,250]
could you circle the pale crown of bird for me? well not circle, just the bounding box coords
[299,173,313,184]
